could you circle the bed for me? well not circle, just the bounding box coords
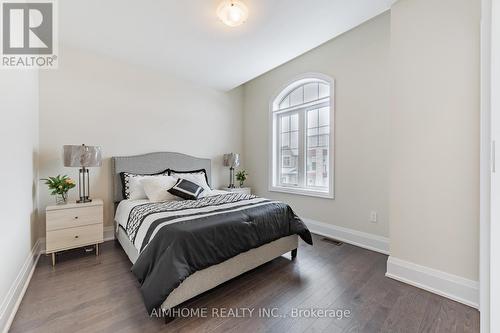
[111,152,312,316]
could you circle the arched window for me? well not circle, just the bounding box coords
[269,74,334,198]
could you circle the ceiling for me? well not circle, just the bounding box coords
[59,0,392,91]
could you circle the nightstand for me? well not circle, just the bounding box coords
[223,187,251,195]
[45,199,104,266]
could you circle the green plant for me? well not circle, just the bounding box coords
[42,175,76,203]
[235,170,248,187]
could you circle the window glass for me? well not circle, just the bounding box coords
[289,87,304,107]
[319,83,329,99]
[304,83,319,103]
[279,95,290,109]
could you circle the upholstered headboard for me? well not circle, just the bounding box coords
[111,152,211,203]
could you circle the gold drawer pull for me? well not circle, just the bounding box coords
[74,235,79,239]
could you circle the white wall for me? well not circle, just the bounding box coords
[390,0,480,281]
[0,71,39,330]
[38,46,244,233]
[242,12,391,238]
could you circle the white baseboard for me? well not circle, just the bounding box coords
[103,225,115,241]
[302,218,389,255]
[0,239,42,333]
[386,256,479,309]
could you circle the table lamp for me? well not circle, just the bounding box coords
[63,144,102,203]
[223,153,240,188]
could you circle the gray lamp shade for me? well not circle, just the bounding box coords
[63,145,102,167]
[223,153,240,168]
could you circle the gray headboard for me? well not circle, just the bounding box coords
[111,152,211,203]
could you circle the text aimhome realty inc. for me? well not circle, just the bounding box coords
[150,307,352,320]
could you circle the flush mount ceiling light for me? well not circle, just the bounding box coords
[216,0,249,27]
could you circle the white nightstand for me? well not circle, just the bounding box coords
[222,187,251,195]
[45,199,104,266]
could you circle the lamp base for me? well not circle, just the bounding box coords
[77,167,92,204]
[228,167,235,188]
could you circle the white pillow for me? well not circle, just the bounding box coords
[127,176,149,200]
[121,171,168,199]
[170,171,212,197]
[126,175,168,200]
[141,176,179,202]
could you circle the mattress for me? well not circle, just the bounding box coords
[116,225,140,264]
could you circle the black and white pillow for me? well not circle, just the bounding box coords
[168,169,211,195]
[120,171,168,200]
[168,178,204,200]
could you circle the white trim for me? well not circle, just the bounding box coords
[488,1,500,332]
[386,256,479,309]
[480,0,492,331]
[273,98,329,115]
[302,218,389,254]
[0,240,43,333]
[270,186,334,199]
[268,72,335,200]
[104,225,115,241]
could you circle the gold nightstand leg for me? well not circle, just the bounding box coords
[96,243,99,256]
[51,253,55,267]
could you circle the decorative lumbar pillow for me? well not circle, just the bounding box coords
[168,169,212,197]
[120,171,168,200]
[168,178,204,200]
[141,176,179,202]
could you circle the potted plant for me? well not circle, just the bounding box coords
[42,175,76,204]
[235,170,248,188]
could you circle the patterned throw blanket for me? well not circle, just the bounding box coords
[124,193,313,313]
[126,193,266,251]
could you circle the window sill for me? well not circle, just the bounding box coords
[269,186,334,199]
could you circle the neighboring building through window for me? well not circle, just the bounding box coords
[270,75,334,198]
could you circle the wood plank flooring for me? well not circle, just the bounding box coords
[10,234,479,333]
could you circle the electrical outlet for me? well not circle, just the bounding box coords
[370,211,377,223]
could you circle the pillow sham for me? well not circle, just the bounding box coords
[120,171,168,200]
[140,176,179,202]
[168,178,204,200]
[168,169,211,196]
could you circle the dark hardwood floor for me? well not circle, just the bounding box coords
[10,234,479,333]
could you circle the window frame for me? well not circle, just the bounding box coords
[268,73,335,199]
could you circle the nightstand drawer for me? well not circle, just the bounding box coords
[46,224,103,252]
[46,205,103,231]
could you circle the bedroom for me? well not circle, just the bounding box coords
[0,0,497,332]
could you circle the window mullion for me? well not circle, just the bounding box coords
[274,99,329,114]
[298,110,306,188]
[276,114,281,187]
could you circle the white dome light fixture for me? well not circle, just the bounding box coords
[216,0,249,27]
